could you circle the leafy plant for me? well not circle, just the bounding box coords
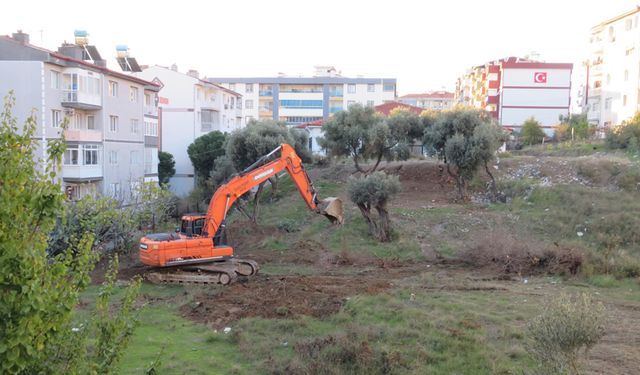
[158,151,176,186]
[347,171,400,242]
[0,92,141,374]
[521,117,545,145]
[526,293,606,375]
[423,108,503,200]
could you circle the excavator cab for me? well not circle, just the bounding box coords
[178,214,206,237]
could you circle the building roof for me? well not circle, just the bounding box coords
[0,34,160,89]
[399,91,454,100]
[142,65,242,97]
[294,118,324,128]
[374,101,424,116]
[207,76,396,85]
[592,6,640,29]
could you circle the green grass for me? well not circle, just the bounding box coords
[227,282,540,374]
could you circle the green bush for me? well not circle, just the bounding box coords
[520,117,545,145]
[605,113,640,150]
[348,171,400,242]
[526,293,606,375]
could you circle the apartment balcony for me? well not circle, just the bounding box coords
[330,106,343,113]
[259,90,273,97]
[61,90,101,110]
[63,129,102,142]
[62,164,102,181]
[329,91,343,97]
[144,105,158,117]
[236,108,242,117]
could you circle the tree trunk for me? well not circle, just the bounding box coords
[484,161,497,200]
[376,203,392,242]
[356,203,377,236]
[269,175,279,201]
[447,164,466,201]
[369,150,385,174]
[250,182,265,224]
[235,198,253,221]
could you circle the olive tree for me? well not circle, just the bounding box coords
[0,93,140,374]
[321,104,413,173]
[424,108,503,200]
[225,120,310,222]
[347,171,400,242]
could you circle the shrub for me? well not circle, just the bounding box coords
[274,328,404,375]
[347,171,400,242]
[605,113,640,149]
[526,293,606,375]
[520,117,545,145]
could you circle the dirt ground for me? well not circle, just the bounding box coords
[110,159,640,374]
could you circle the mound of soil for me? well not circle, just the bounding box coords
[181,274,391,328]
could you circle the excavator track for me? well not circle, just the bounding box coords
[145,258,260,286]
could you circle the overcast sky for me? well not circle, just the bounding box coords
[2,0,638,95]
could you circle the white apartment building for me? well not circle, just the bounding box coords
[398,91,454,110]
[0,31,160,201]
[209,66,397,126]
[583,7,640,129]
[456,57,573,135]
[134,65,243,196]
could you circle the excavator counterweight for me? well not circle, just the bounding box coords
[139,144,343,285]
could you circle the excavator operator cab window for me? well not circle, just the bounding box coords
[180,219,192,237]
[193,218,205,236]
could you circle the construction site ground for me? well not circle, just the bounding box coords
[83,143,640,375]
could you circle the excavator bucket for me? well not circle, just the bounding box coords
[317,197,344,225]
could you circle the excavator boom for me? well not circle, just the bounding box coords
[139,143,343,285]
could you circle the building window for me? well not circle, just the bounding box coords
[130,150,141,165]
[83,145,99,165]
[145,120,158,136]
[64,146,79,165]
[50,71,60,89]
[108,81,118,97]
[279,99,323,108]
[229,83,235,90]
[130,86,138,102]
[130,119,139,134]
[201,110,214,132]
[109,116,118,132]
[347,100,356,107]
[605,97,612,110]
[367,84,375,92]
[367,100,374,107]
[246,83,253,93]
[347,84,356,94]
[245,99,254,109]
[145,93,152,106]
[626,18,633,31]
[109,150,118,165]
[87,115,95,130]
[109,183,120,198]
[70,113,83,130]
[51,110,61,128]
[383,84,395,92]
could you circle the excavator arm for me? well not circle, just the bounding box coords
[202,143,342,239]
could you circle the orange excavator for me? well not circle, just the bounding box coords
[139,143,343,285]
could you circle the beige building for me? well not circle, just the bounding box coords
[0,30,160,201]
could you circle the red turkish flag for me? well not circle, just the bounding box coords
[534,72,547,83]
